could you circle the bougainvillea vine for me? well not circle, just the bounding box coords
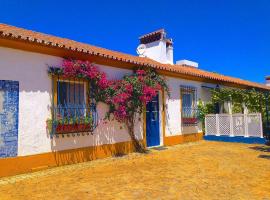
[48,59,169,152]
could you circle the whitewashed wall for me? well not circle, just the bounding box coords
[0,46,214,155]
[143,40,168,64]
[164,76,211,136]
[0,47,143,156]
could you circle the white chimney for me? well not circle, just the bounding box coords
[266,76,270,86]
[137,29,174,64]
[176,60,199,68]
[166,39,173,65]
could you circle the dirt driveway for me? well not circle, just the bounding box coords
[0,141,270,200]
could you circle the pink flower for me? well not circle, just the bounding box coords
[125,84,133,93]
[112,93,130,104]
[139,85,158,103]
[136,69,146,76]
[138,76,144,82]
[62,59,102,80]
[97,73,109,89]
[155,83,161,90]
[62,60,78,77]
[113,105,127,122]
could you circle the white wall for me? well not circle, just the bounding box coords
[143,40,168,64]
[164,76,211,136]
[0,47,143,156]
[0,46,213,156]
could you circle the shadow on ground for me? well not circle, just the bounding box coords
[249,146,270,153]
[258,155,270,160]
[249,146,270,160]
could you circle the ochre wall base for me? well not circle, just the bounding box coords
[164,132,203,146]
[0,132,203,178]
[0,140,138,178]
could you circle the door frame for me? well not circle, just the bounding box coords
[143,90,165,147]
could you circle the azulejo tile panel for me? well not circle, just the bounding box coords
[0,80,19,158]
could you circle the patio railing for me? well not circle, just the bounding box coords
[205,113,263,138]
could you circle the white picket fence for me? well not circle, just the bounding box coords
[205,113,263,138]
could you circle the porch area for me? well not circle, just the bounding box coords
[1,141,269,200]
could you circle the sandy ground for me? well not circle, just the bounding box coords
[0,141,270,200]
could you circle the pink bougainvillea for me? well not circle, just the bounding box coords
[49,59,169,152]
[97,73,110,89]
[139,85,158,103]
[136,69,146,76]
[50,59,169,123]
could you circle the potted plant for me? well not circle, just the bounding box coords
[47,115,94,134]
[182,117,198,125]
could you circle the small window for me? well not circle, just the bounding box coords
[57,81,85,106]
[51,78,98,135]
[180,86,198,126]
[57,80,86,118]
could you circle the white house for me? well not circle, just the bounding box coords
[0,24,269,177]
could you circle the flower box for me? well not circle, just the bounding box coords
[55,123,93,134]
[182,117,198,125]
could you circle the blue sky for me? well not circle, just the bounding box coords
[1,0,270,84]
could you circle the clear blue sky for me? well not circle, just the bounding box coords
[1,0,270,84]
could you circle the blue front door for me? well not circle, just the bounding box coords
[146,94,160,147]
[0,80,19,158]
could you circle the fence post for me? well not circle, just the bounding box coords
[205,115,208,136]
[244,114,249,137]
[259,113,263,138]
[216,114,220,136]
[230,114,234,137]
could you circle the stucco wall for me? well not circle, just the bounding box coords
[0,46,212,157]
[0,47,143,156]
[164,76,211,136]
[144,40,168,64]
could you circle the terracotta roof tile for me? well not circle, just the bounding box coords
[0,23,269,90]
[139,29,165,39]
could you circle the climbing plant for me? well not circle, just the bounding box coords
[210,88,267,113]
[48,59,109,102]
[198,87,270,132]
[49,59,169,152]
[102,68,169,152]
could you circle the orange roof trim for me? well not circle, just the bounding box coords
[0,23,269,90]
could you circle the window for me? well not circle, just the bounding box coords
[57,81,85,106]
[180,86,198,126]
[51,78,98,135]
[57,81,86,118]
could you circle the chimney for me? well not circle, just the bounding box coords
[137,29,174,64]
[266,76,270,86]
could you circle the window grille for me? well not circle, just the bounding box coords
[51,76,98,135]
[180,85,198,126]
